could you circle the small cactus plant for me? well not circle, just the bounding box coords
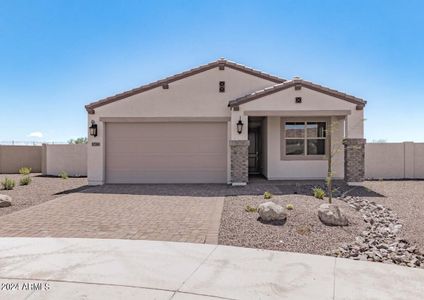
[1,178,15,190]
[263,191,272,199]
[312,187,326,200]
[245,205,257,213]
[19,176,32,186]
[59,171,69,179]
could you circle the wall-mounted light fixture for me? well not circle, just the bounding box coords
[89,120,98,137]
[295,97,302,104]
[236,117,244,134]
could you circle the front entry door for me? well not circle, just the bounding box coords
[248,128,260,174]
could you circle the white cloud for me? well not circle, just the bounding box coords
[28,131,43,138]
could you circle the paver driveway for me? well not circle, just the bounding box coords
[0,184,225,244]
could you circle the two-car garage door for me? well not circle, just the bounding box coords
[105,122,228,183]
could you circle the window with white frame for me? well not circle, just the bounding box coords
[283,121,327,157]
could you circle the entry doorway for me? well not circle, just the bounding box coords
[248,117,264,175]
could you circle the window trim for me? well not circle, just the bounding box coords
[280,117,330,161]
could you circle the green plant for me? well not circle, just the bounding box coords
[68,137,88,144]
[19,176,32,186]
[1,178,15,190]
[312,187,326,200]
[286,204,294,210]
[59,171,69,179]
[245,205,257,213]
[263,191,272,199]
[19,167,32,175]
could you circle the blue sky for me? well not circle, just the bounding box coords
[0,0,423,142]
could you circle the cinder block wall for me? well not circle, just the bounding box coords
[43,144,87,176]
[365,142,424,179]
[0,146,42,173]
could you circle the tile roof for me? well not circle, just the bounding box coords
[228,78,367,109]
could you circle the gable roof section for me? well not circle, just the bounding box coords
[85,58,286,113]
[228,78,367,110]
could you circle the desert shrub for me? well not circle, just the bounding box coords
[19,176,32,186]
[263,191,272,199]
[1,178,15,190]
[19,167,32,175]
[312,187,326,199]
[245,205,257,213]
[296,225,312,235]
[286,204,294,210]
[59,171,69,179]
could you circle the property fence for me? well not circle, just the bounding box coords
[365,142,424,179]
[0,144,86,176]
[42,144,87,176]
[0,141,67,145]
[0,145,42,173]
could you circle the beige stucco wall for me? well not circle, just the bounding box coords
[88,67,276,185]
[43,144,87,177]
[237,86,364,139]
[264,116,344,180]
[0,146,42,173]
[365,142,424,179]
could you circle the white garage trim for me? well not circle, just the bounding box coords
[100,117,230,123]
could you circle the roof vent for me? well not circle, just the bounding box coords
[293,76,301,80]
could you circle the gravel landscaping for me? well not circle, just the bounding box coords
[0,174,87,217]
[219,180,424,269]
[219,193,365,255]
[327,195,424,268]
[362,181,424,253]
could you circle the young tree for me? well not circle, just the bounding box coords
[325,117,365,204]
[68,137,88,144]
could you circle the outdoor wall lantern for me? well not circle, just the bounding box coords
[236,117,244,134]
[89,120,98,137]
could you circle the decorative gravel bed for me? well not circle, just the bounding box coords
[327,195,424,268]
[362,181,424,253]
[219,194,366,255]
[0,174,87,217]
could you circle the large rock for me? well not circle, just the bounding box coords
[0,194,12,208]
[257,202,287,223]
[318,203,348,226]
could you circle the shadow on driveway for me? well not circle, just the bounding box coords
[54,180,385,198]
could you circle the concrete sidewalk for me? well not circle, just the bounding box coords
[0,238,423,299]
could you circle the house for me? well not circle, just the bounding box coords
[85,59,366,186]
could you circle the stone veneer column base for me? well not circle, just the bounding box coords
[344,138,366,183]
[229,140,249,185]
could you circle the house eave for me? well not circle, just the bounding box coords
[228,79,367,109]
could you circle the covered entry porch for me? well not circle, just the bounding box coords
[228,86,365,186]
[244,111,351,182]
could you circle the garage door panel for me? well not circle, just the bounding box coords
[106,154,227,170]
[107,170,227,184]
[107,123,223,138]
[107,139,226,155]
[106,122,227,183]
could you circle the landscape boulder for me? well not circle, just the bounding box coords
[257,202,287,223]
[318,203,348,226]
[0,194,12,208]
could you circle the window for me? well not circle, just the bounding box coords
[283,120,327,158]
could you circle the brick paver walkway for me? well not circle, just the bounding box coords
[0,185,225,244]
